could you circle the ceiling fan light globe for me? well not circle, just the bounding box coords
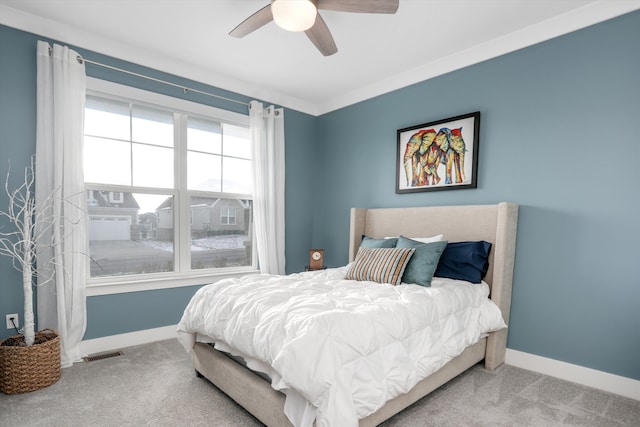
[272,0,317,32]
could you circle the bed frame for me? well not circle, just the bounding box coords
[192,202,519,426]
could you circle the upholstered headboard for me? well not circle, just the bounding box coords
[348,202,519,368]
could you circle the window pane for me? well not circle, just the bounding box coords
[132,105,174,147]
[190,197,252,270]
[85,96,130,141]
[223,157,252,194]
[84,136,131,185]
[132,144,174,188]
[188,151,221,191]
[188,117,221,154]
[88,192,174,277]
[223,124,251,159]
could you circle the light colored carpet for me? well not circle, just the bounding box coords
[0,339,638,426]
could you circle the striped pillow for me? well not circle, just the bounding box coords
[345,247,415,286]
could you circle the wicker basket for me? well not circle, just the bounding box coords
[0,329,61,394]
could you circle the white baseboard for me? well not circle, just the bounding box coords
[80,329,639,401]
[80,324,178,356]
[506,349,640,401]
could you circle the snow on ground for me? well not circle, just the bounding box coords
[140,234,247,252]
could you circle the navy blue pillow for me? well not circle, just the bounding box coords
[360,235,398,248]
[434,241,492,283]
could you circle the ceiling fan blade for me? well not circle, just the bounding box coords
[305,13,338,56]
[317,0,399,14]
[229,4,273,38]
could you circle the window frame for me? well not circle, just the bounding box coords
[85,78,258,297]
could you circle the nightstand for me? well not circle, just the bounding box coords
[305,266,327,271]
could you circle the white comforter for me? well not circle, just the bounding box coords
[177,266,506,427]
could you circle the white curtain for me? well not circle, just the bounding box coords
[249,101,286,274]
[35,41,88,368]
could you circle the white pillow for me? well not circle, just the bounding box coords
[384,234,443,244]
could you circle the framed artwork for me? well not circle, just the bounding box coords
[396,111,480,193]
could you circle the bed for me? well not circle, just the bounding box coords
[177,202,518,426]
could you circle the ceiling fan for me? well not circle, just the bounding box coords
[229,0,400,56]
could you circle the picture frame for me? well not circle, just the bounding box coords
[396,111,480,193]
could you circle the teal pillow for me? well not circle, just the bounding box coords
[396,236,448,286]
[360,236,398,248]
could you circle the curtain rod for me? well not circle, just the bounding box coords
[75,55,250,107]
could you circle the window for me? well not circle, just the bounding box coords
[108,192,124,204]
[220,207,237,225]
[84,79,255,293]
[87,190,96,206]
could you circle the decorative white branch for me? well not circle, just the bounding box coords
[0,157,82,346]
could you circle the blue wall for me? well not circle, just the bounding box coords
[0,25,39,341]
[315,11,640,380]
[0,24,316,340]
[1,9,639,382]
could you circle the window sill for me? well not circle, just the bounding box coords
[86,268,261,296]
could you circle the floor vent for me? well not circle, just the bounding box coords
[84,351,123,362]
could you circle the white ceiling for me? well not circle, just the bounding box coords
[1,0,638,115]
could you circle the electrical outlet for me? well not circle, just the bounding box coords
[6,313,18,330]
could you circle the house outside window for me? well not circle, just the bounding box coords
[84,79,255,294]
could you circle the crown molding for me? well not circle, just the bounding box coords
[2,1,639,117]
[315,1,640,115]
[0,4,319,115]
